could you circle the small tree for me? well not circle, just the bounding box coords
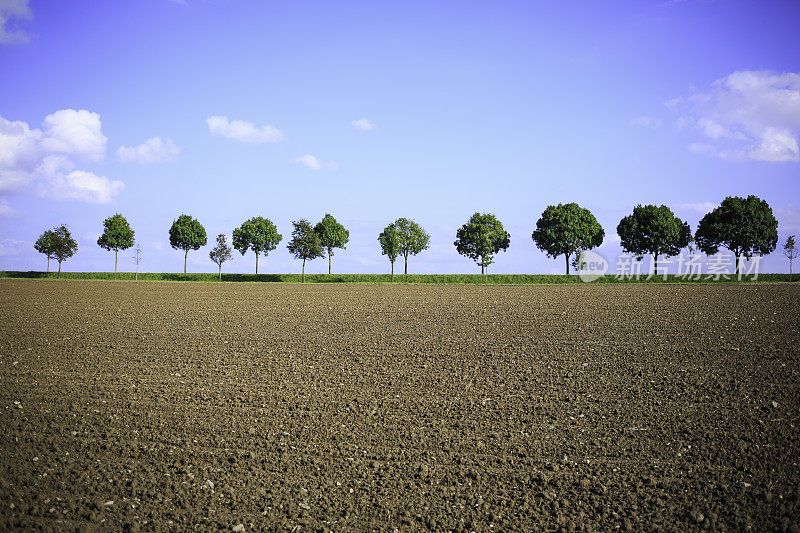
[378,223,400,281]
[97,213,135,273]
[314,213,349,275]
[34,229,57,273]
[51,224,78,278]
[695,195,778,275]
[617,204,691,273]
[132,242,142,281]
[394,218,430,276]
[785,235,797,275]
[232,216,282,274]
[532,203,604,275]
[287,219,323,282]
[209,233,233,281]
[169,214,207,273]
[455,213,511,275]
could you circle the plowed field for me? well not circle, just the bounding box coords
[1,280,799,531]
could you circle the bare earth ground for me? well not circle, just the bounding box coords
[1,280,799,532]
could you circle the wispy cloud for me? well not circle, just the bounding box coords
[351,118,375,131]
[669,70,800,162]
[673,202,718,214]
[206,116,286,144]
[0,0,31,44]
[630,116,661,129]
[117,137,180,164]
[0,238,25,256]
[293,154,338,171]
[0,198,14,216]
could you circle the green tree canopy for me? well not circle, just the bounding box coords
[48,224,78,278]
[209,233,233,281]
[232,216,282,274]
[531,203,604,275]
[617,204,691,272]
[378,223,401,280]
[169,214,207,273]
[34,229,57,273]
[455,213,511,274]
[287,219,324,282]
[393,218,430,275]
[314,213,349,274]
[695,195,778,274]
[97,213,135,273]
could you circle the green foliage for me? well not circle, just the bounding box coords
[532,203,604,275]
[784,235,796,274]
[393,218,430,275]
[617,205,691,268]
[232,216,282,273]
[314,213,349,274]
[287,219,324,281]
[169,214,207,273]
[695,196,779,263]
[455,213,511,274]
[378,223,400,279]
[97,213,135,273]
[209,233,233,280]
[34,229,57,272]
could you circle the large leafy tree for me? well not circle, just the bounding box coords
[455,213,511,274]
[532,203,604,275]
[97,213,135,273]
[232,216,282,274]
[617,204,691,272]
[695,195,778,275]
[49,224,78,279]
[394,218,430,275]
[287,219,324,282]
[314,213,349,275]
[169,214,207,273]
[378,223,400,281]
[34,229,57,273]
[209,233,233,281]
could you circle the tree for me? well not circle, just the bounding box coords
[695,195,778,275]
[169,214,207,273]
[232,216,282,274]
[532,204,604,275]
[617,204,691,273]
[314,214,349,275]
[378,223,400,281]
[209,233,233,281]
[131,242,142,281]
[455,213,511,275]
[393,218,430,276]
[287,219,323,282]
[34,230,57,273]
[50,224,78,278]
[784,235,797,275]
[97,213,135,273]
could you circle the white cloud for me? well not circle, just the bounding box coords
[117,137,179,164]
[670,70,800,162]
[206,115,286,144]
[630,116,661,129]
[293,154,338,171]
[0,238,24,256]
[0,0,31,44]
[351,118,374,131]
[0,198,14,216]
[674,202,718,214]
[0,110,122,203]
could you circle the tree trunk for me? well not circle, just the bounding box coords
[329,253,332,275]
[734,253,740,276]
[565,254,569,275]
[302,258,305,283]
[58,261,62,279]
[184,250,188,274]
[391,262,394,282]
[404,254,408,275]
[481,263,484,275]
[255,253,259,275]
[47,257,50,273]
[219,265,222,282]
[791,257,793,275]
[653,254,658,275]
[115,249,118,273]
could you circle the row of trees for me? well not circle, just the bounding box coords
[32,195,792,277]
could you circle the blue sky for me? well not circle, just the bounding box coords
[1,0,799,275]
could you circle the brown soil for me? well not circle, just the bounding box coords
[1,280,799,531]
